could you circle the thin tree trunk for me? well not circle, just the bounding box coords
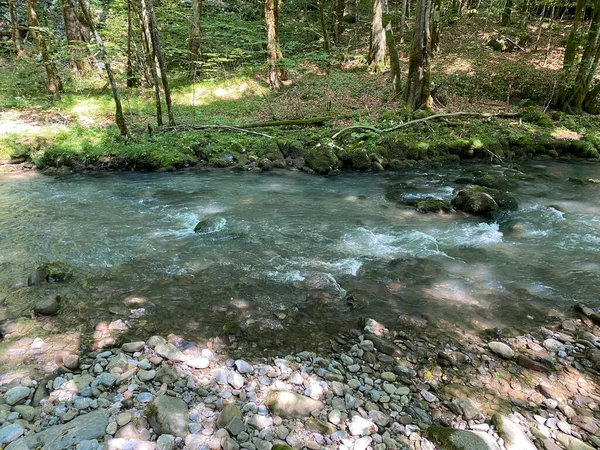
[382,0,401,94]
[189,0,202,77]
[399,0,407,43]
[318,0,330,53]
[126,0,137,87]
[368,0,386,71]
[62,0,90,73]
[332,0,345,43]
[265,0,282,90]
[563,0,586,70]
[404,0,433,110]
[431,0,441,53]
[501,0,513,26]
[9,0,20,54]
[146,0,175,126]
[27,0,63,99]
[78,0,128,136]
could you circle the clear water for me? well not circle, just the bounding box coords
[0,161,599,351]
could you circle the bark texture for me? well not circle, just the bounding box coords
[265,0,283,90]
[404,0,433,110]
[9,0,20,54]
[62,0,90,72]
[368,0,386,71]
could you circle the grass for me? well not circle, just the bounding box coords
[0,4,599,171]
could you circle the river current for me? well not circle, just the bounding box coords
[0,161,599,352]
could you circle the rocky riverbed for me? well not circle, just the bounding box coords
[2,304,600,450]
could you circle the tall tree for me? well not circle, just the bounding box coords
[431,0,441,53]
[332,0,345,44]
[146,0,175,126]
[265,0,284,90]
[501,0,513,26]
[9,0,20,54]
[61,0,90,73]
[318,0,330,53]
[189,0,202,77]
[368,0,386,71]
[405,0,433,110]
[399,0,408,43]
[78,0,129,136]
[126,0,137,87]
[133,0,163,126]
[563,0,587,70]
[382,0,401,94]
[556,5,600,112]
[27,0,63,98]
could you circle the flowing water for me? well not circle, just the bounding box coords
[0,161,599,352]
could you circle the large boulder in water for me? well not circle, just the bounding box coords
[452,185,518,217]
[194,217,225,233]
[34,262,73,282]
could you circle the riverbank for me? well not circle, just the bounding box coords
[1,305,600,450]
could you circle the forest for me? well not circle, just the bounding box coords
[0,0,600,173]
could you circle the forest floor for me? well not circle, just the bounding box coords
[1,12,600,173]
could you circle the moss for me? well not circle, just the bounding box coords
[349,147,372,170]
[522,107,553,128]
[446,138,473,158]
[416,200,451,213]
[305,417,336,434]
[569,177,600,185]
[272,445,294,450]
[304,143,341,174]
[37,262,73,282]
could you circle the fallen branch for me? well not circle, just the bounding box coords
[332,111,522,140]
[163,125,273,138]
[244,116,332,128]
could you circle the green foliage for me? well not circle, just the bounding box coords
[522,107,554,128]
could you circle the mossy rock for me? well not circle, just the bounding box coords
[272,445,294,450]
[388,159,416,170]
[305,417,336,434]
[37,262,73,282]
[472,174,513,190]
[222,321,241,335]
[452,190,499,217]
[486,36,507,52]
[258,158,273,171]
[569,177,600,185]
[447,139,473,158]
[417,200,451,213]
[349,148,372,170]
[276,139,305,159]
[453,185,518,212]
[522,107,553,128]
[304,143,341,174]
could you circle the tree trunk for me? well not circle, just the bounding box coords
[404,0,432,110]
[431,0,441,53]
[146,0,175,126]
[557,6,600,112]
[62,0,90,73]
[318,0,330,53]
[9,0,20,54]
[189,0,202,77]
[399,0,407,43]
[265,0,282,90]
[332,0,345,44]
[563,0,586,70]
[78,0,129,136]
[382,0,401,94]
[368,0,386,71]
[501,0,513,26]
[126,0,138,87]
[27,0,63,99]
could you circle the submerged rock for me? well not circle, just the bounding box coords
[416,200,451,213]
[451,185,518,217]
[34,295,61,316]
[36,261,73,282]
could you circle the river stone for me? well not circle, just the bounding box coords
[452,189,499,217]
[449,398,484,421]
[488,342,514,359]
[4,387,31,406]
[138,370,156,382]
[106,353,129,372]
[265,390,324,419]
[13,405,38,422]
[156,434,175,450]
[146,395,189,437]
[122,342,145,353]
[6,409,109,450]
[0,424,25,445]
[234,360,254,374]
[492,414,536,450]
[63,354,80,370]
[556,434,595,450]
[363,333,402,357]
[186,357,209,369]
[33,296,60,315]
[426,426,501,450]
[217,404,243,429]
[154,343,187,362]
[515,354,551,373]
[228,371,245,389]
[348,415,377,436]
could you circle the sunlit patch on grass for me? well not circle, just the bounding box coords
[551,128,582,140]
[444,57,474,75]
